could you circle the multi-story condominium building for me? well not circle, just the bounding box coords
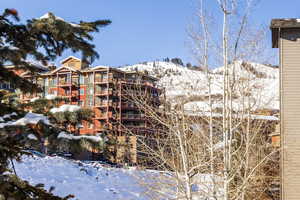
[19,56,161,137]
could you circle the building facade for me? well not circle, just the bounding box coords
[271,19,300,200]
[20,56,161,137]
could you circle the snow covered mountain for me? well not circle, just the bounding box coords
[120,60,279,113]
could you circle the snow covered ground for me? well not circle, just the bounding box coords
[14,155,149,200]
[14,155,223,200]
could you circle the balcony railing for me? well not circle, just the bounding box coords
[94,101,117,107]
[58,80,79,87]
[120,79,155,87]
[94,89,115,96]
[95,112,118,119]
[94,75,114,83]
[121,113,144,120]
[121,102,137,109]
[95,124,114,132]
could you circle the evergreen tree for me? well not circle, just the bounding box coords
[0,9,111,199]
[170,57,184,66]
[186,62,192,68]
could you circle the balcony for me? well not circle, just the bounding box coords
[121,90,147,98]
[58,80,79,87]
[94,89,114,96]
[94,75,114,83]
[95,101,112,107]
[121,113,144,120]
[60,93,71,98]
[95,123,114,132]
[95,112,118,120]
[121,102,137,109]
[120,79,155,87]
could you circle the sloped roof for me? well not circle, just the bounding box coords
[50,66,78,74]
[60,56,81,64]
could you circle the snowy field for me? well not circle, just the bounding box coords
[14,155,222,200]
[14,155,149,200]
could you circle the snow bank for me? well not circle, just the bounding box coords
[13,112,50,126]
[30,97,40,102]
[28,134,38,140]
[50,105,81,113]
[2,112,17,119]
[45,94,58,100]
[58,132,102,142]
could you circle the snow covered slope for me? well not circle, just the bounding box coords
[120,61,279,111]
[14,155,223,200]
[15,156,148,200]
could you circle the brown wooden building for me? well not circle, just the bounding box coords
[271,19,300,200]
[20,56,161,137]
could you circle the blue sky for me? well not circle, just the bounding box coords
[1,0,300,66]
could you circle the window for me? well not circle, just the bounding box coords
[66,73,71,83]
[88,122,94,129]
[79,75,84,84]
[89,88,93,95]
[45,78,49,86]
[88,97,93,106]
[76,123,84,128]
[1,83,8,89]
[79,88,84,95]
[88,74,93,83]
[53,78,57,85]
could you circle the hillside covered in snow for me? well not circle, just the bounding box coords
[14,155,222,200]
[120,60,279,113]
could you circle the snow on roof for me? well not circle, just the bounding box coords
[58,132,102,142]
[184,110,279,121]
[50,105,81,113]
[30,97,40,102]
[50,66,77,74]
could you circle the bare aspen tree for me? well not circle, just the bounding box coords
[122,85,225,199]
[119,1,279,199]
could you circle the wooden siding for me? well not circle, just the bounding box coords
[281,29,300,199]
